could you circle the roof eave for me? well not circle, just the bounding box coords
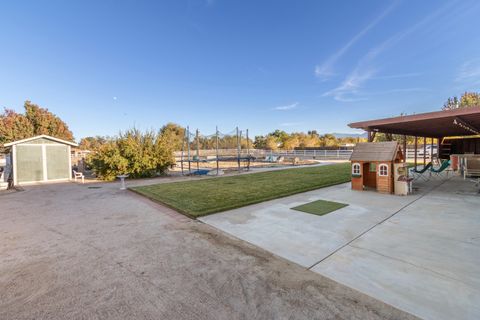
[3,134,78,147]
[348,106,480,130]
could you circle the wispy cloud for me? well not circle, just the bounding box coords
[367,87,430,95]
[323,1,458,102]
[273,102,299,111]
[314,1,398,80]
[322,67,376,101]
[455,59,480,85]
[374,72,422,80]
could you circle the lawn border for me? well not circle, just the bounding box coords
[128,187,198,219]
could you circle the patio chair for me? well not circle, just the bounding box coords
[73,170,85,183]
[430,160,451,179]
[410,162,432,181]
[464,158,480,180]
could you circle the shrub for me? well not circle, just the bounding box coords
[87,128,175,181]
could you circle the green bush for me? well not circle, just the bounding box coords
[87,129,175,181]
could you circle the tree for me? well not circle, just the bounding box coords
[282,135,300,150]
[374,133,415,144]
[319,134,337,147]
[307,130,319,137]
[270,130,289,144]
[160,123,185,151]
[442,96,459,110]
[299,133,319,148]
[265,136,279,150]
[24,101,74,141]
[0,109,35,146]
[253,135,267,149]
[86,128,175,181]
[442,92,480,110]
[79,136,109,150]
[0,101,74,146]
[459,92,480,107]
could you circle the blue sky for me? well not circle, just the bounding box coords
[1,0,480,140]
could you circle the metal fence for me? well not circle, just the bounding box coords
[175,148,435,161]
[174,149,353,160]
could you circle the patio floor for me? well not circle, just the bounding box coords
[199,176,480,320]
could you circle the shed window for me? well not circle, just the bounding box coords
[352,163,360,175]
[369,163,377,172]
[379,164,388,176]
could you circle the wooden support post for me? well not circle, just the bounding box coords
[414,136,418,168]
[423,137,427,166]
[438,137,442,160]
[403,135,407,163]
[431,138,434,162]
[367,130,372,142]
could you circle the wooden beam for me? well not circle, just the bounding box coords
[403,135,407,163]
[453,116,480,135]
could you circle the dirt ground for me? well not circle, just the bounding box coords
[0,181,417,320]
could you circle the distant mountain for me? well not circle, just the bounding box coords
[331,132,368,139]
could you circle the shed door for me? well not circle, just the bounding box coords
[46,145,69,180]
[16,145,44,183]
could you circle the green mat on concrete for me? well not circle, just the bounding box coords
[291,199,348,216]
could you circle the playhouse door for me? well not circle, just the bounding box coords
[363,162,377,189]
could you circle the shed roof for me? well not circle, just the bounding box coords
[3,135,78,147]
[350,141,400,162]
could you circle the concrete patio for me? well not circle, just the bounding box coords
[199,176,480,320]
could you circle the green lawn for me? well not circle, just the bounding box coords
[130,163,351,218]
[291,199,348,216]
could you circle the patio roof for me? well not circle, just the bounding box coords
[348,106,480,138]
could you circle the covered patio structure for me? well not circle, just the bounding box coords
[349,106,480,171]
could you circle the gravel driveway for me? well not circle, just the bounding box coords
[0,181,417,320]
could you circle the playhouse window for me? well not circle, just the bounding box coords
[379,164,388,176]
[352,163,360,175]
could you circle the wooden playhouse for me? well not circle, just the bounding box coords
[350,141,404,194]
